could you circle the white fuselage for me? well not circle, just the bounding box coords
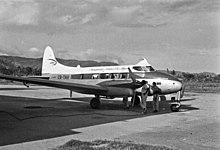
[42,46,182,96]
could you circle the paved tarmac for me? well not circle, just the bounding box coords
[0,85,219,150]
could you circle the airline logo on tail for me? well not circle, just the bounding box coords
[48,59,57,66]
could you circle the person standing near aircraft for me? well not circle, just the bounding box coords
[140,80,149,114]
[152,82,160,112]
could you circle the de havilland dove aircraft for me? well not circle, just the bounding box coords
[0,46,184,112]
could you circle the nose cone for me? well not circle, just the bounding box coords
[173,80,183,91]
[153,71,183,93]
[166,73,183,92]
[144,71,184,94]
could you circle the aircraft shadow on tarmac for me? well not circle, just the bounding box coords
[0,87,51,91]
[0,94,199,146]
[0,87,37,91]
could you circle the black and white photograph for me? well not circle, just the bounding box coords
[0,0,219,149]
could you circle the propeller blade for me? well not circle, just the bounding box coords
[128,67,136,83]
[180,84,185,98]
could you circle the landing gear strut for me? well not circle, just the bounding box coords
[90,95,100,109]
[170,91,181,112]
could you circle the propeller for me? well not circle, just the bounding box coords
[128,68,145,85]
[128,67,146,106]
[180,84,185,98]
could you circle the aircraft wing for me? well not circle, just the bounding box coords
[0,74,108,95]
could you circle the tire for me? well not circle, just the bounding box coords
[170,104,180,112]
[90,98,100,109]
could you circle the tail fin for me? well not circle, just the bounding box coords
[42,46,78,75]
[42,46,58,75]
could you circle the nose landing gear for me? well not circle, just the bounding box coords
[170,91,181,112]
[170,102,181,112]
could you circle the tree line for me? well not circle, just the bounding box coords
[0,62,219,83]
[166,68,220,83]
[0,66,41,76]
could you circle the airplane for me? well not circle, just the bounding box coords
[0,46,184,112]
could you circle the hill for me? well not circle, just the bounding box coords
[0,55,118,75]
[1,55,219,83]
[1,55,219,93]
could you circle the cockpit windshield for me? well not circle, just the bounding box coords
[133,66,155,72]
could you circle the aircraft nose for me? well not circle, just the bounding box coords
[173,80,182,91]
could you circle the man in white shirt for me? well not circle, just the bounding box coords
[140,80,149,114]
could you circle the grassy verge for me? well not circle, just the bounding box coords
[1,80,220,93]
[51,140,176,150]
[185,82,220,93]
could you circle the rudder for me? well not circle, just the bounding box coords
[42,46,58,75]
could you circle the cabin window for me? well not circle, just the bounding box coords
[156,82,161,85]
[105,74,110,79]
[92,74,99,79]
[110,74,114,79]
[100,73,107,79]
[57,75,62,79]
[121,73,128,79]
[71,74,81,79]
[111,73,120,79]
[81,74,84,79]
[50,75,56,79]
[63,75,69,79]
[83,74,93,79]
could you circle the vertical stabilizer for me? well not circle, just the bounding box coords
[42,46,77,75]
[42,46,58,75]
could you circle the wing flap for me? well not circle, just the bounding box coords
[0,75,108,95]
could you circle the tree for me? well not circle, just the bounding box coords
[167,68,170,74]
[182,72,195,81]
[171,70,176,75]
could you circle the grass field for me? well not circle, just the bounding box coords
[1,80,220,93]
[185,82,220,93]
[52,140,176,150]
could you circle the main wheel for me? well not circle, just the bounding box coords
[170,104,180,112]
[131,95,140,106]
[90,98,100,109]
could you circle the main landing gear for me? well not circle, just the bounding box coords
[90,95,100,109]
[90,95,141,109]
[131,95,140,106]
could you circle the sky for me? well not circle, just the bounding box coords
[0,0,219,73]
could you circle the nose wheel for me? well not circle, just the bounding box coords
[170,102,181,112]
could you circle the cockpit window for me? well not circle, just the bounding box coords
[149,66,155,71]
[133,66,143,71]
[133,66,155,71]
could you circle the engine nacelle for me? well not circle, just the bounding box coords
[104,87,134,97]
